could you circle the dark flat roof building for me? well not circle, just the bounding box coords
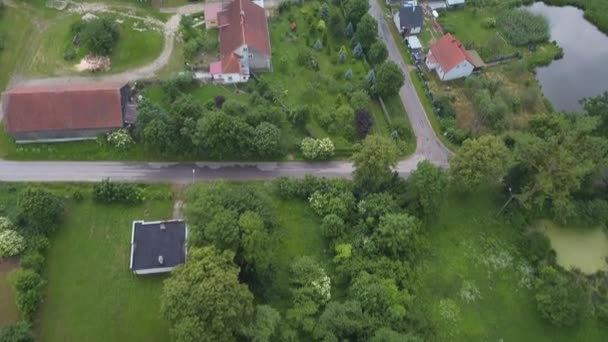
[130,220,188,275]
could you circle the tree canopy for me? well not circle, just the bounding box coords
[353,135,400,192]
[160,247,255,342]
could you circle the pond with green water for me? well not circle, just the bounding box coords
[537,220,608,274]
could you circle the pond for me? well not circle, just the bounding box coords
[528,2,608,112]
[537,220,608,274]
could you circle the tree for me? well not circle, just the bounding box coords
[406,160,448,217]
[0,322,34,342]
[534,266,589,326]
[313,301,367,341]
[350,272,412,329]
[321,214,346,240]
[196,112,254,158]
[142,118,173,153]
[449,135,512,191]
[301,137,335,160]
[16,188,64,236]
[581,91,608,135]
[0,230,26,257]
[368,213,425,260]
[373,61,404,99]
[354,14,377,50]
[80,17,120,55]
[239,211,272,272]
[254,122,281,158]
[510,114,608,219]
[367,41,388,66]
[349,90,370,110]
[10,269,45,320]
[251,305,281,342]
[287,257,331,334]
[370,328,423,342]
[345,0,370,27]
[161,247,254,342]
[353,135,399,192]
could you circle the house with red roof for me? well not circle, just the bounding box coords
[210,0,271,83]
[1,82,132,143]
[425,33,476,81]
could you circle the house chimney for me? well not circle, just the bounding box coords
[158,255,164,265]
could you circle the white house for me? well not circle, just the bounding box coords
[426,33,476,81]
[210,0,272,84]
[393,5,424,36]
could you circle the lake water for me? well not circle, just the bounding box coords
[537,220,608,274]
[528,2,608,112]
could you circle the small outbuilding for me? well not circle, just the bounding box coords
[130,220,188,275]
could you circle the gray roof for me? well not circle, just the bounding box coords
[130,220,187,272]
[398,6,424,29]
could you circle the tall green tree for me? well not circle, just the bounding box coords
[449,135,512,192]
[353,135,399,192]
[16,188,64,236]
[353,14,378,50]
[161,247,254,342]
[581,91,608,135]
[367,41,388,66]
[251,305,281,342]
[510,114,608,218]
[80,17,120,55]
[313,300,368,341]
[406,160,449,217]
[368,213,425,261]
[345,0,370,27]
[373,61,404,99]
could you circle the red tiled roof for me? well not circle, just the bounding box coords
[204,2,224,23]
[2,83,126,133]
[221,53,242,73]
[429,33,475,72]
[219,0,271,56]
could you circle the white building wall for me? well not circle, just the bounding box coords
[440,60,474,81]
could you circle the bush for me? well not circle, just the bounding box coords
[497,9,549,46]
[10,270,45,320]
[20,251,45,273]
[106,129,134,150]
[93,178,144,204]
[16,188,64,236]
[0,230,26,257]
[535,266,589,326]
[63,49,77,61]
[301,138,335,160]
[274,176,337,200]
[214,95,226,108]
[521,230,554,265]
[309,190,355,219]
[0,321,34,342]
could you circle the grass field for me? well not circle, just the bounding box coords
[35,185,174,342]
[416,191,608,341]
[0,6,34,91]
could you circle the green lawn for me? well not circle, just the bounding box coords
[417,191,608,341]
[36,185,173,342]
[266,197,328,311]
[0,6,34,91]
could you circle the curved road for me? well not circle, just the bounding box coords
[0,1,450,183]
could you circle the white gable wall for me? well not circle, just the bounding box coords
[440,60,474,81]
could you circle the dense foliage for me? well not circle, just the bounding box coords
[497,9,549,46]
[10,270,45,320]
[16,188,64,236]
[93,178,144,204]
[0,322,34,342]
[353,135,399,192]
[72,17,120,56]
[534,266,589,326]
[160,247,255,342]
[372,61,405,99]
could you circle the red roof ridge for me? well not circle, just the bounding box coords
[429,33,474,72]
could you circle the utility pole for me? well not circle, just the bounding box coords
[496,187,514,217]
[192,169,196,184]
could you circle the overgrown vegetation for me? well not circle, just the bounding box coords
[69,17,120,57]
[496,8,550,46]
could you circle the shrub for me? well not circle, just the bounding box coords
[349,90,370,110]
[10,270,45,320]
[0,321,34,342]
[63,49,77,61]
[16,188,64,236]
[321,214,346,240]
[482,17,496,28]
[0,230,26,257]
[497,9,549,46]
[521,231,554,265]
[274,176,337,200]
[254,122,282,158]
[107,129,134,150]
[20,251,45,273]
[214,95,226,108]
[301,138,335,160]
[535,266,589,326]
[309,190,355,219]
[93,178,144,204]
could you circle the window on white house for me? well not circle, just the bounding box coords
[228,76,233,81]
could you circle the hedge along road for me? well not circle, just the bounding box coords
[0,1,450,183]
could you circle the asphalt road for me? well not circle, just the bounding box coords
[369,0,451,167]
[0,156,425,183]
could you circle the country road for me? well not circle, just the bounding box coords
[0,1,450,183]
[369,0,451,167]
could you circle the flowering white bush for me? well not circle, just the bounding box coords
[438,299,460,323]
[0,216,13,231]
[311,270,331,303]
[301,137,335,160]
[0,230,26,257]
[107,129,134,150]
[459,281,482,303]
